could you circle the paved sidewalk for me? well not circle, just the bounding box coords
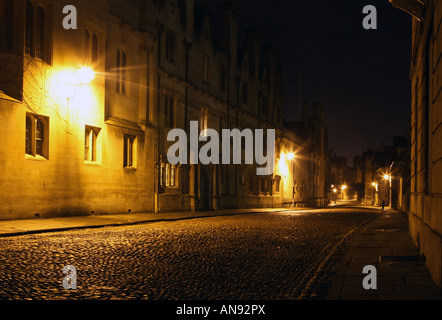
[0,207,305,238]
[327,209,442,300]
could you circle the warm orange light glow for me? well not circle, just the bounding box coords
[341,185,347,190]
[372,182,376,187]
[384,174,390,181]
[77,67,95,85]
[287,153,295,161]
[279,153,288,176]
[333,188,337,193]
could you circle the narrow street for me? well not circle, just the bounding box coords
[0,206,379,300]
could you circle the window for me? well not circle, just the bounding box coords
[160,163,165,187]
[116,49,128,94]
[164,94,174,127]
[171,165,176,187]
[25,1,50,63]
[123,134,136,168]
[201,109,208,133]
[260,177,268,193]
[84,29,99,65]
[85,126,101,162]
[25,114,48,159]
[240,167,245,185]
[203,55,210,82]
[275,176,281,193]
[0,0,13,51]
[35,6,45,60]
[166,31,175,63]
[161,163,177,187]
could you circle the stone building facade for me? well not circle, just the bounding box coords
[390,0,442,291]
[0,0,320,220]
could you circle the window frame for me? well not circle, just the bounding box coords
[123,134,137,169]
[25,113,49,160]
[25,1,51,64]
[116,49,128,95]
[84,125,101,163]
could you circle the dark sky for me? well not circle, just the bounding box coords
[207,0,412,164]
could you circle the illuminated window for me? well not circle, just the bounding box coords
[160,163,165,187]
[162,163,177,188]
[25,2,50,63]
[201,109,208,133]
[25,114,49,159]
[117,49,128,94]
[123,134,136,168]
[85,126,101,162]
[165,164,171,187]
[171,165,176,187]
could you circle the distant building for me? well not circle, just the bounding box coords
[353,137,409,209]
[284,102,329,207]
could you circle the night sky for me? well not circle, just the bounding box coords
[206,0,412,164]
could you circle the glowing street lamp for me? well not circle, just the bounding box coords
[76,66,95,85]
[287,152,295,161]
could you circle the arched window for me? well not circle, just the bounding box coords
[25,1,34,55]
[122,52,127,94]
[116,49,128,94]
[35,6,45,60]
[25,2,50,63]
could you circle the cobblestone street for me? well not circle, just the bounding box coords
[0,208,380,300]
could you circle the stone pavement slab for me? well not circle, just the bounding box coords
[327,209,442,300]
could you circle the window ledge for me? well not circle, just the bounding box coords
[25,154,48,162]
[85,161,102,167]
[124,166,137,171]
